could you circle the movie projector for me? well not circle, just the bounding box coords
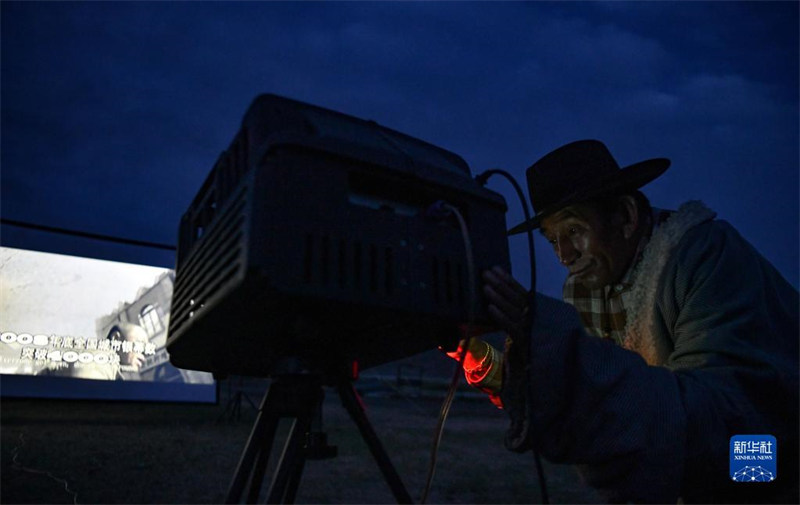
[166,94,510,379]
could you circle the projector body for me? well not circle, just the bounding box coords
[166,94,510,377]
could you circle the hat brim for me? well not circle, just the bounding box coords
[507,157,670,236]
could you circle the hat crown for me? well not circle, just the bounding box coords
[507,139,669,235]
[528,140,620,214]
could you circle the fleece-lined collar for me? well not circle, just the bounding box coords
[622,201,717,365]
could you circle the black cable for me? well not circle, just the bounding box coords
[476,169,549,505]
[419,202,477,504]
[474,169,535,281]
[0,218,177,251]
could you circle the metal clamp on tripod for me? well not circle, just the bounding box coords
[224,369,413,504]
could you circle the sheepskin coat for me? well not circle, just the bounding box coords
[502,202,799,504]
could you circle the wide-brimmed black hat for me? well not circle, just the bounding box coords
[507,139,669,235]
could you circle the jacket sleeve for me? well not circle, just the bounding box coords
[660,221,799,502]
[502,221,799,503]
[502,294,687,503]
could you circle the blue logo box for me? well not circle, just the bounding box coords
[730,434,777,482]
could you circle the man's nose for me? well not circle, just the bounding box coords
[556,236,579,266]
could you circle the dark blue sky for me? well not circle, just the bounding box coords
[2,1,798,296]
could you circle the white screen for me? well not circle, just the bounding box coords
[1,246,214,390]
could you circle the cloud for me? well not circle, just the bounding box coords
[679,73,784,121]
[1,1,797,288]
[510,15,671,97]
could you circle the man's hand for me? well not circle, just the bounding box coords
[443,337,491,372]
[482,266,531,340]
[129,351,146,370]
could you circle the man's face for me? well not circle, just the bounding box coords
[539,203,632,289]
[109,328,147,369]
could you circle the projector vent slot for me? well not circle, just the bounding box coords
[338,239,347,288]
[431,257,465,307]
[369,245,378,293]
[303,235,313,284]
[302,236,395,296]
[384,247,394,295]
[353,242,362,288]
[432,258,440,303]
[172,188,247,333]
[173,223,243,329]
[321,236,331,285]
[173,245,242,330]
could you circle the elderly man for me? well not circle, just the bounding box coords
[455,140,798,503]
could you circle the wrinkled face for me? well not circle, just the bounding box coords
[540,203,634,289]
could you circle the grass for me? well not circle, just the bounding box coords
[1,384,602,504]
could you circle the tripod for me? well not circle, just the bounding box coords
[217,375,260,423]
[224,371,413,504]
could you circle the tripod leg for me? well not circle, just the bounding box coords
[245,433,275,503]
[338,382,413,504]
[266,417,312,504]
[282,451,307,504]
[225,388,280,504]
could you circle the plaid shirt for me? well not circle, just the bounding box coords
[563,209,673,345]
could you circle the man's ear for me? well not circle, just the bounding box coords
[618,195,639,240]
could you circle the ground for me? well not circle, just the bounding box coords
[1,379,602,504]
